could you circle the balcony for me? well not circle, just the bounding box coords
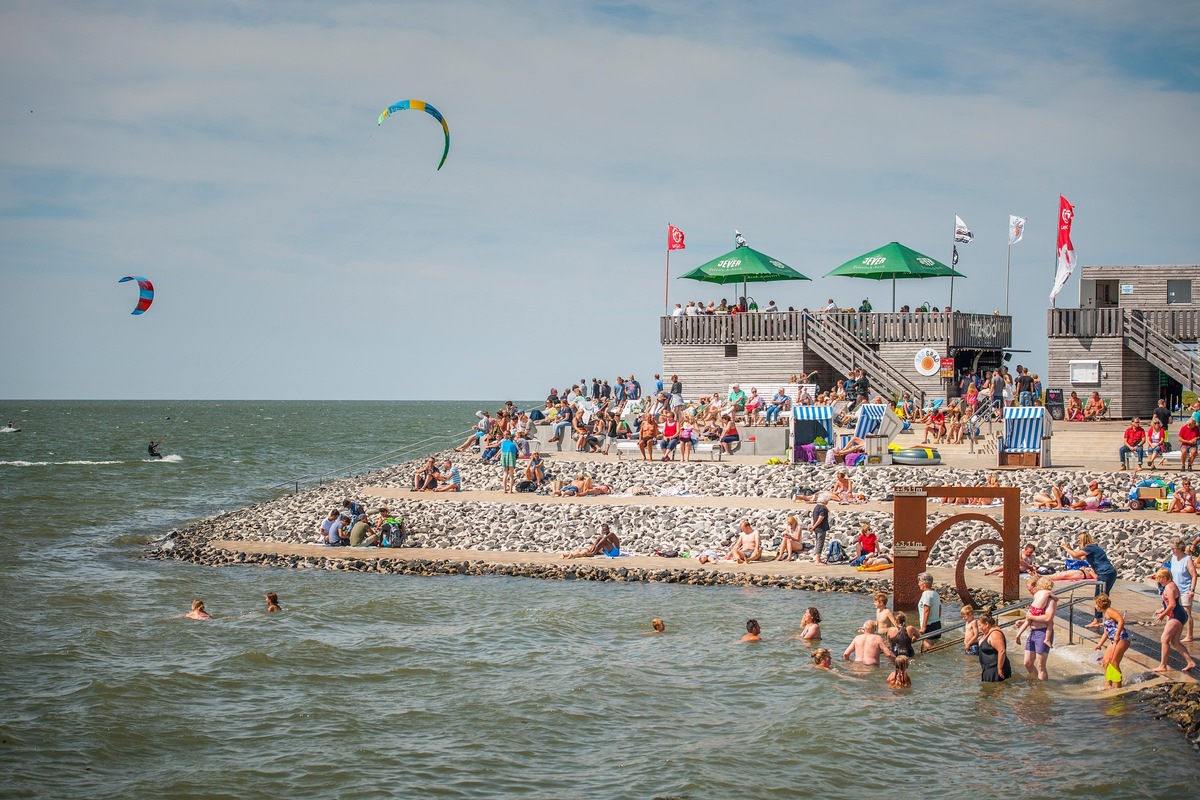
[1047,308,1200,340]
[660,311,1012,350]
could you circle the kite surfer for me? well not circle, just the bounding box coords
[148,439,165,459]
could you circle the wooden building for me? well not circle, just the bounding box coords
[1047,265,1200,419]
[660,311,1012,405]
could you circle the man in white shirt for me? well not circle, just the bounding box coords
[822,298,837,312]
[764,300,779,313]
[671,303,684,317]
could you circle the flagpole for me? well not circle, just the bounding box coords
[948,216,955,311]
[664,243,670,317]
[1005,241,1011,316]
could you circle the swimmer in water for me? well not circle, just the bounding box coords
[265,592,281,613]
[148,438,164,459]
[185,599,211,620]
[650,618,665,633]
[742,619,762,642]
[887,655,912,687]
[811,648,833,669]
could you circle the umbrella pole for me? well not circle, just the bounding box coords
[892,278,896,312]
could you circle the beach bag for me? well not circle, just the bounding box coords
[826,540,847,563]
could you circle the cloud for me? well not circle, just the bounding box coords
[1,1,1197,399]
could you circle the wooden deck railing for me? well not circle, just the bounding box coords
[660,311,1012,349]
[1047,308,1200,340]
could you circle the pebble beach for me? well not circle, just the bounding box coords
[154,451,1195,584]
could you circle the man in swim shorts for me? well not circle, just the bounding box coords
[561,523,620,558]
[724,519,761,563]
[842,620,895,666]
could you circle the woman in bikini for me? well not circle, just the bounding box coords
[1066,391,1084,422]
[945,400,964,444]
[1032,480,1070,509]
[1168,478,1197,513]
[797,607,822,640]
[775,515,807,561]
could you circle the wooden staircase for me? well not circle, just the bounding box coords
[804,315,927,406]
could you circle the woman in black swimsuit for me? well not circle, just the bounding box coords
[977,612,1012,683]
[1152,567,1198,673]
[888,611,915,657]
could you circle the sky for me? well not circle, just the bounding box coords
[2,0,1198,400]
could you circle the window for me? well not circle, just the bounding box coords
[1167,280,1192,305]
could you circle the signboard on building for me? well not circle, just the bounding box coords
[939,357,955,379]
[914,347,940,377]
[1120,284,1134,295]
[1069,359,1100,384]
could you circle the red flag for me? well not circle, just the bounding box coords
[1050,195,1076,302]
[667,224,686,251]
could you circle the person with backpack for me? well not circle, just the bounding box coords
[809,492,831,563]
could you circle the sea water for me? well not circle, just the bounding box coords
[1,401,1196,798]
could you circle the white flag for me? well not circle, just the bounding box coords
[1008,215,1026,245]
[953,215,974,244]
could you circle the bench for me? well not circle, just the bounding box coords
[725,383,817,424]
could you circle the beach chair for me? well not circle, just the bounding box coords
[998,407,1051,467]
[791,406,835,463]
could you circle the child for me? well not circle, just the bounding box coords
[499,433,520,493]
[887,655,912,687]
[1093,594,1130,689]
[265,592,281,613]
[873,592,898,633]
[185,599,211,620]
[961,606,980,656]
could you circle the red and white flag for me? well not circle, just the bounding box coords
[1049,196,1076,303]
[667,224,686,251]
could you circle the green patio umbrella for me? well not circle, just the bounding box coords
[678,246,810,305]
[824,241,965,311]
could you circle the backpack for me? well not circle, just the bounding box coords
[380,518,406,548]
[826,540,847,563]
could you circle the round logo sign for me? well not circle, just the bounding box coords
[914,347,940,376]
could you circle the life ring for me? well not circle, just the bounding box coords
[889,446,942,466]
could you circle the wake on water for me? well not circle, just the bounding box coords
[1,456,182,466]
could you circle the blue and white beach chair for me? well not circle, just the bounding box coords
[999,407,1051,467]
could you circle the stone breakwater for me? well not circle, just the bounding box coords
[1142,683,1200,748]
[154,541,1008,603]
[154,452,1193,582]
